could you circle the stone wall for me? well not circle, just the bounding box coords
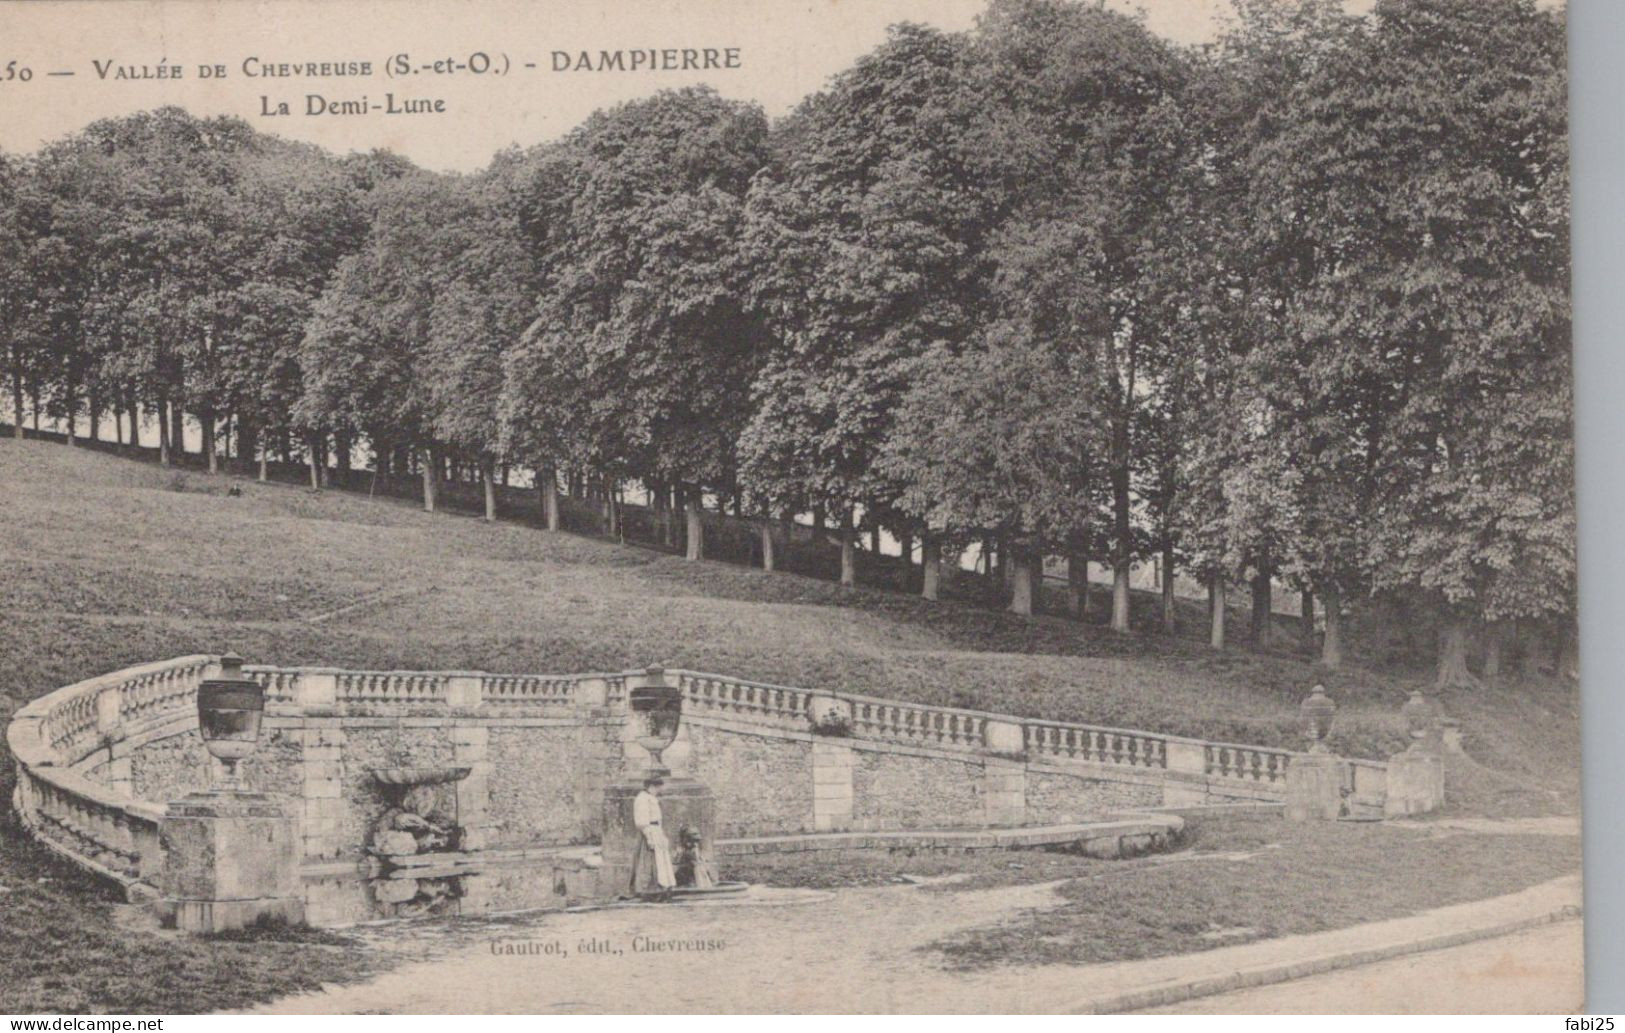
[486,724,601,848]
[682,721,815,836]
[1024,769,1162,824]
[128,726,300,803]
[852,749,983,830]
[14,658,1379,902]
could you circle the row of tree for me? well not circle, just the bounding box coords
[0,0,1572,687]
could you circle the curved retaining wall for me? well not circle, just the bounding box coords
[9,655,1379,898]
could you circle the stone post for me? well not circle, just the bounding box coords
[1285,752,1343,821]
[808,695,855,831]
[981,719,1027,827]
[812,740,855,832]
[451,724,490,851]
[1161,740,1208,807]
[96,685,134,795]
[160,793,301,932]
[294,673,345,861]
[1287,685,1343,821]
[1384,743,1445,817]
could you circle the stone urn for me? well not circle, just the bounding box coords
[628,666,683,775]
[196,653,264,790]
[1298,684,1336,754]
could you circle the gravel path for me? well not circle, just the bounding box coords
[1139,919,1584,1014]
[252,879,1096,1014]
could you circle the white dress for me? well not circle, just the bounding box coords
[631,789,676,891]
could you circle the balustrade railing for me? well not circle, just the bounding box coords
[9,655,208,894]
[847,695,987,750]
[10,654,1359,898]
[480,673,579,706]
[676,672,811,726]
[1204,741,1294,784]
[1023,720,1169,768]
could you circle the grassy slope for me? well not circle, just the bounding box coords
[0,439,1582,1010]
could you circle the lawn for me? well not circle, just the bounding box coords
[0,438,1583,1011]
[924,812,1581,970]
[726,811,1580,970]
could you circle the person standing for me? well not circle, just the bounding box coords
[631,775,676,896]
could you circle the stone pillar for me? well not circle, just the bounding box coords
[1285,752,1343,821]
[981,720,1027,827]
[1162,740,1208,807]
[160,792,301,933]
[451,724,490,850]
[296,722,346,861]
[812,739,855,832]
[1384,744,1445,818]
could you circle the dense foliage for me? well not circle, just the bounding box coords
[0,0,1572,686]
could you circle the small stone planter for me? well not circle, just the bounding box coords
[805,694,853,737]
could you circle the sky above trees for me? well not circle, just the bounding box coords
[0,0,1384,173]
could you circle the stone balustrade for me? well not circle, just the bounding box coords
[10,654,1387,898]
[1204,741,1294,785]
[9,655,210,894]
[847,694,988,750]
[1024,720,1169,769]
[677,671,812,727]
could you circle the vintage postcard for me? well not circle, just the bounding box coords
[0,0,1580,1016]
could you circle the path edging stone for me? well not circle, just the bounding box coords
[1068,894,1583,1014]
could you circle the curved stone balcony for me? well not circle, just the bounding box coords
[9,655,1382,905]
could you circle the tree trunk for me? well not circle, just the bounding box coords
[157,398,172,467]
[421,446,438,512]
[541,467,560,531]
[811,504,826,535]
[1320,586,1343,668]
[65,409,76,446]
[258,444,268,483]
[1160,540,1177,634]
[921,533,942,601]
[1436,616,1481,689]
[1482,621,1505,679]
[481,457,497,522]
[869,524,881,556]
[899,531,915,591]
[1209,573,1226,650]
[839,508,856,588]
[759,521,776,572]
[169,403,184,457]
[88,396,100,444]
[307,433,323,489]
[1110,558,1131,634]
[1300,590,1316,653]
[1067,553,1087,620]
[1008,546,1036,616]
[201,409,217,474]
[1250,567,1274,648]
[685,492,704,561]
[9,360,21,439]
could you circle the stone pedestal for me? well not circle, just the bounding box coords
[159,791,302,933]
[597,778,716,900]
[1384,745,1445,817]
[1285,751,1343,821]
[812,739,855,831]
[982,757,1026,827]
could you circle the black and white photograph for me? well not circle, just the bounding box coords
[0,0,1585,1016]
